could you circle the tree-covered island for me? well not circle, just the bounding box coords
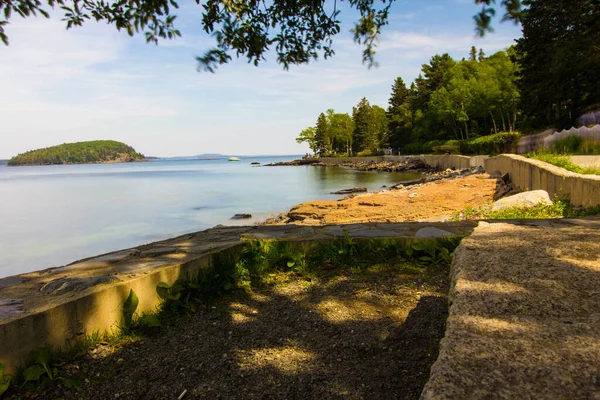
[7,140,146,166]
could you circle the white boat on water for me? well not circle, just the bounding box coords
[228,157,240,161]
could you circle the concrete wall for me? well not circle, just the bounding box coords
[316,155,488,171]
[316,156,384,164]
[423,155,487,170]
[571,156,600,169]
[0,245,242,373]
[517,125,600,154]
[485,154,600,207]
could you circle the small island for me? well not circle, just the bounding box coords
[7,140,146,166]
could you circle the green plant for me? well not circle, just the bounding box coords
[551,136,600,155]
[22,346,54,386]
[459,131,521,155]
[122,289,139,332]
[454,195,600,221]
[526,151,600,175]
[0,363,11,397]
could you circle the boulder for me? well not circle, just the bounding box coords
[331,187,368,195]
[231,213,252,219]
[492,190,552,211]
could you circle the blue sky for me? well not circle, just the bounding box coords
[0,0,522,158]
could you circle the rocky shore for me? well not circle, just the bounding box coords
[265,156,434,172]
[264,169,499,225]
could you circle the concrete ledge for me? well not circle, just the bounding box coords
[0,221,476,373]
[485,154,600,206]
[422,218,600,399]
[423,155,487,170]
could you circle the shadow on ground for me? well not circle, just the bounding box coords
[25,264,450,400]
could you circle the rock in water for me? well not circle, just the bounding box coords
[231,213,252,219]
[492,190,552,211]
[331,187,368,195]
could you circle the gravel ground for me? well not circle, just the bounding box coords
[13,263,450,400]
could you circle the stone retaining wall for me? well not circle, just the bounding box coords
[517,124,600,154]
[0,244,242,374]
[423,155,487,170]
[484,154,600,207]
[311,155,488,171]
[316,156,385,164]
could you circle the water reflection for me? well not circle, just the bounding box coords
[308,165,422,192]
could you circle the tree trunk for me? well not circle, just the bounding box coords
[500,112,507,132]
[464,121,469,140]
[490,111,498,134]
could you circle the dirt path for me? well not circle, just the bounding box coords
[275,174,497,225]
[28,264,450,400]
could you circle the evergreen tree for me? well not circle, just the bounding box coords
[352,98,378,154]
[515,0,600,129]
[469,46,477,61]
[314,113,330,155]
[386,77,413,149]
[478,48,486,62]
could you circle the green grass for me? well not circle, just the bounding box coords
[453,197,600,221]
[551,136,600,155]
[414,131,521,155]
[526,151,600,175]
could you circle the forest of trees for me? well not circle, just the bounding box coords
[8,140,146,166]
[297,48,521,156]
[297,0,600,156]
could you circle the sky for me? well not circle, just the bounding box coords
[0,0,523,158]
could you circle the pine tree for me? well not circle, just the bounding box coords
[469,46,477,61]
[352,98,378,154]
[314,113,330,155]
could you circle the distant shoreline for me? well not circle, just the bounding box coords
[5,158,148,167]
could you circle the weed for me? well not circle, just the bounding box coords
[527,150,600,175]
[0,363,11,397]
[454,195,600,221]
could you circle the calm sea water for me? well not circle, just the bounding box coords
[0,156,421,278]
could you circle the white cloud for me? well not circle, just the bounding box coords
[0,8,522,158]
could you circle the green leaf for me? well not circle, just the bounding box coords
[139,314,162,328]
[23,364,46,383]
[411,242,427,251]
[0,378,10,396]
[123,289,139,327]
[287,261,295,268]
[31,346,51,368]
[30,346,53,379]
[156,282,170,299]
[59,375,82,388]
[167,293,181,301]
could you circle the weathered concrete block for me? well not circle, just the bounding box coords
[483,154,599,206]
